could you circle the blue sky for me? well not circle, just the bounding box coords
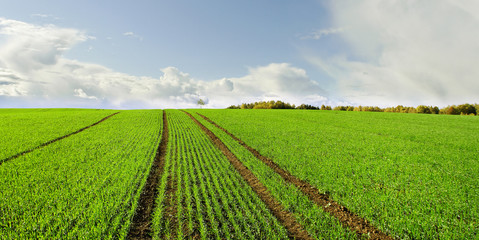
[1,1,478,108]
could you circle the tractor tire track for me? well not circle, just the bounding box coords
[196,112,393,240]
[0,112,120,166]
[184,110,312,240]
[127,110,171,239]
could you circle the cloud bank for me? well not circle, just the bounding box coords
[310,0,479,106]
[0,18,327,109]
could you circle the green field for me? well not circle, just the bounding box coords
[196,109,479,239]
[1,110,161,239]
[1,109,478,239]
[0,109,117,161]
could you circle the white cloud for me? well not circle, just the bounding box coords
[74,88,97,100]
[301,28,344,40]
[123,31,143,41]
[309,0,479,107]
[30,14,60,21]
[207,63,328,107]
[0,18,328,109]
[31,14,50,18]
[0,18,88,72]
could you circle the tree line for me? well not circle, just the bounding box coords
[227,101,479,116]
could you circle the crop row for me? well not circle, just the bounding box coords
[0,110,162,239]
[151,110,289,239]
[196,109,479,239]
[189,111,359,239]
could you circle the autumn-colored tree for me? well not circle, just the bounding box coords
[457,103,476,115]
[227,101,477,117]
[416,105,432,114]
[446,106,459,115]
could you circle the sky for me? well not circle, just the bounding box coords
[0,0,478,109]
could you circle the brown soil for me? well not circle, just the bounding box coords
[127,110,170,239]
[0,112,120,166]
[184,110,313,240]
[196,112,394,240]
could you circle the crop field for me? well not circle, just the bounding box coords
[1,110,162,239]
[1,108,478,239]
[196,109,479,239]
[151,110,289,239]
[0,109,117,161]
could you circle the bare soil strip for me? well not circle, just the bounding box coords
[0,112,120,166]
[196,113,393,240]
[127,110,170,240]
[184,111,312,240]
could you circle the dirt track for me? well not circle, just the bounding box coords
[196,112,393,240]
[127,110,170,239]
[0,112,120,166]
[184,110,313,240]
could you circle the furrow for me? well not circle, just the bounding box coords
[127,110,169,239]
[196,112,394,240]
[0,112,120,166]
[183,111,313,240]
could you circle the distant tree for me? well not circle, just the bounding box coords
[416,105,432,114]
[446,106,459,115]
[384,107,395,112]
[230,100,294,109]
[397,105,408,113]
[227,101,477,116]
[457,103,476,115]
[227,105,240,109]
[197,99,205,108]
[333,106,353,111]
[320,105,332,110]
[407,107,417,114]
[296,104,319,110]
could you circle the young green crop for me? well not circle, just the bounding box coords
[0,110,162,239]
[189,111,357,239]
[196,109,479,239]
[152,110,289,239]
[0,108,117,160]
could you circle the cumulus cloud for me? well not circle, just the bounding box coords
[74,88,97,100]
[0,18,88,72]
[0,18,327,108]
[206,63,328,107]
[309,0,479,106]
